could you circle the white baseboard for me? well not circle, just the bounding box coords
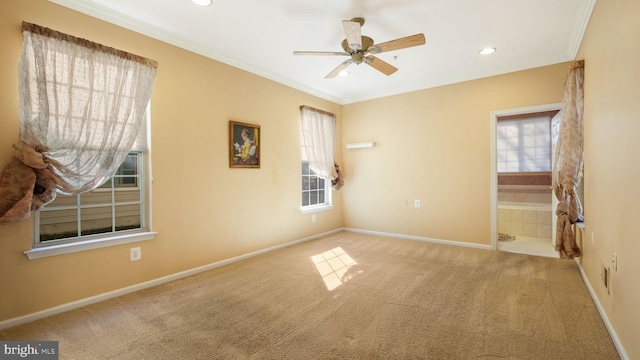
[344,228,493,250]
[574,259,628,360]
[0,228,343,331]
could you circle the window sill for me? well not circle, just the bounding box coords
[24,231,157,260]
[301,204,334,214]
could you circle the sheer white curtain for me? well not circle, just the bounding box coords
[300,106,339,181]
[0,22,156,224]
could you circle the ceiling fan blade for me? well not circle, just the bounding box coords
[364,56,398,76]
[293,51,350,56]
[342,20,362,51]
[368,33,426,54]
[325,59,353,79]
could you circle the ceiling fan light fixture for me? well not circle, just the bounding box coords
[191,0,212,6]
[480,47,496,55]
[294,18,426,79]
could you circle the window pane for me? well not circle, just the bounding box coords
[113,176,137,188]
[80,206,113,236]
[497,150,506,162]
[115,204,141,231]
[39,209,78,241]
[523,160,536,172]
[301,161,329,208]
[497,116,551,172]
[536,147,550,161]
[120,154,138,175]
[535,122,548,133]
[115,189,141,203]
[99,153,139,189]
[522,135,534,147]
[80,191,113,206]
[46,193,76,208]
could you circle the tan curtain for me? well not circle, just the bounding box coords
[0,22,157,224]
[552,60,584,259]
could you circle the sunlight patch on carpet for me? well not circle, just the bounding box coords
[311,247,361,291]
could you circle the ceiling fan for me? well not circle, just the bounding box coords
[293,17,426,79]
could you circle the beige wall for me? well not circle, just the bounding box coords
[341,64,568,244]
[2,2,637,358]
[0,0,342,321]
[577,0,640,358]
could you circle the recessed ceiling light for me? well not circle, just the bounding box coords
[339,70,350,77]
[480,47,496,55]
[192,0,212,6]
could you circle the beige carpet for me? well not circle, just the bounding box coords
[0,232,619,359]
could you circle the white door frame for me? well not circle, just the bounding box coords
[490,103,562,250]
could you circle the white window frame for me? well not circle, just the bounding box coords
[25,112,156,260]
[301,161,333,214]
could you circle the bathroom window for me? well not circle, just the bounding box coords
[497,115,552,172]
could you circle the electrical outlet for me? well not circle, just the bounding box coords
[414,200,421,208]
[130,247,141,261]
[612,253,617,272]
[312,214,317,223]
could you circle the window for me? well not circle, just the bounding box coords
[35,152,147,245]
[300,106,336,212]
[302,162,328,207]
[497,115,552,172]
[15,23,157,259]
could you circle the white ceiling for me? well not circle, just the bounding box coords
[51,0,595,105]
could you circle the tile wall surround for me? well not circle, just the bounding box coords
[498,204,552,238]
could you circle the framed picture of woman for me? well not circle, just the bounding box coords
[229,121,260,168]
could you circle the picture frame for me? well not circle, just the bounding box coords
[229,120,260,168]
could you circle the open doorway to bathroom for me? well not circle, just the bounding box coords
[491,104,562,258]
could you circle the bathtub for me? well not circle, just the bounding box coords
[498,202,552,238]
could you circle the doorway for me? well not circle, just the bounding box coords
[490,104,561,257]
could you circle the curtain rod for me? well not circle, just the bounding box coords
[300,105,336,118]
[22,21,158,69]
[569,60,584,70]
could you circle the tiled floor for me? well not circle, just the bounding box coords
[498,235,559,258]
